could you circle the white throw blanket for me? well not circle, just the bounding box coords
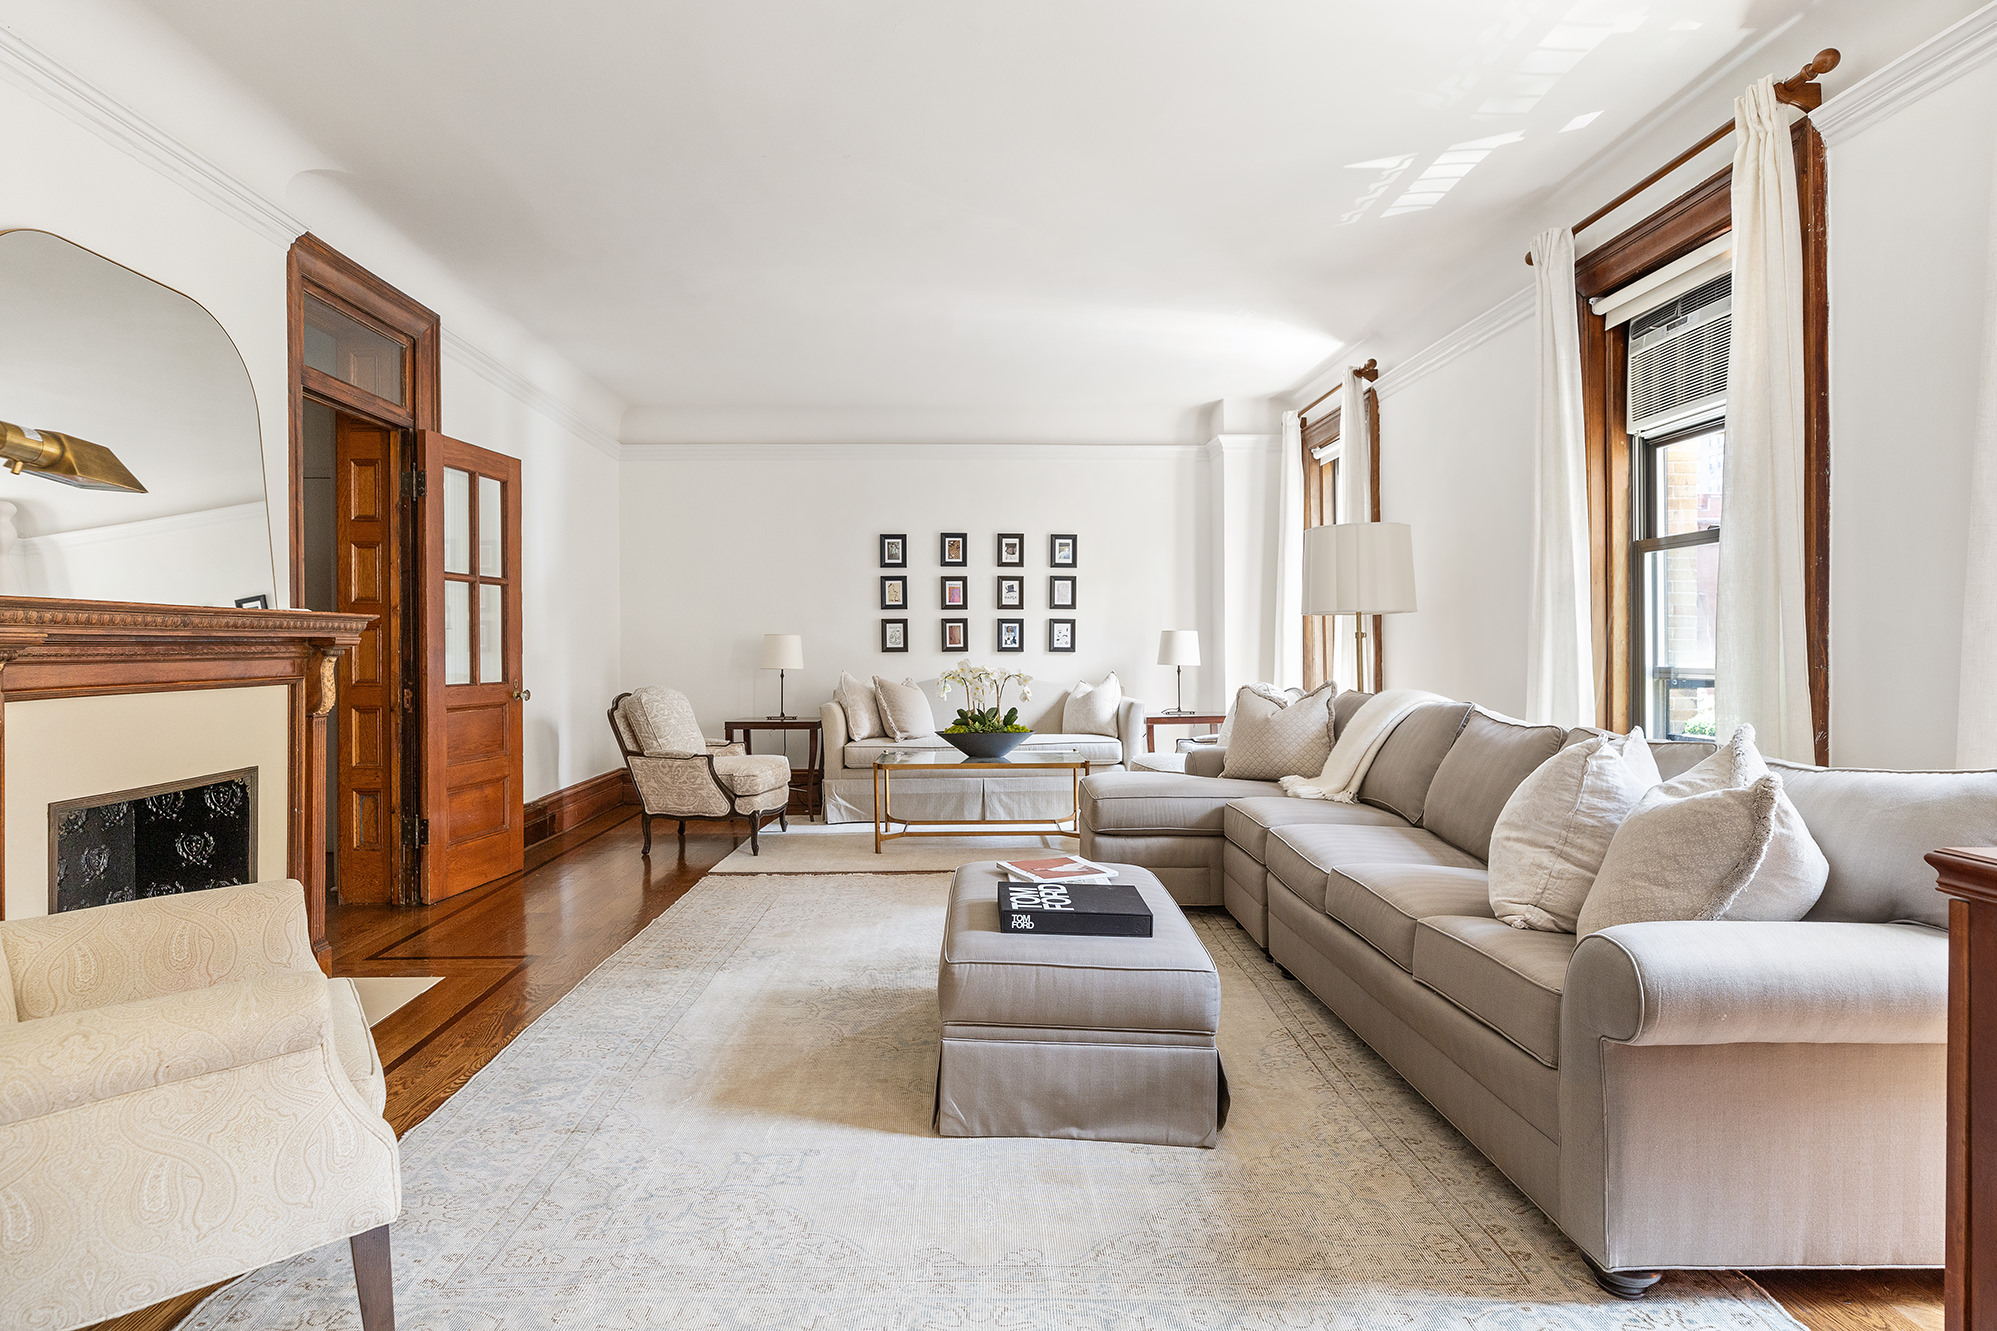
[1280,688,1448,801]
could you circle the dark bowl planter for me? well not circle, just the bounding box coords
[941,729,1032,760]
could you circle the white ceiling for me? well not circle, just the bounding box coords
[126,0,1954,442]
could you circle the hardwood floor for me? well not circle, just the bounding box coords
[92,808,1942,1331]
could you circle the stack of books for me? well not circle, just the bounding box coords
[995,855,1153,937]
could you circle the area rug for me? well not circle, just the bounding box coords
[187,873,1801,1330]
[708,823,1075,873]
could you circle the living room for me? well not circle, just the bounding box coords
[3,2,1995,1329]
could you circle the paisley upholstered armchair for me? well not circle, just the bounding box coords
[609,686,792,854]
[0,880,400,1331]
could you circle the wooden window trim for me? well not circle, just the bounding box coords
[1298,388,1385,691]
[1580,121,1829,763]
[286,233,441,607]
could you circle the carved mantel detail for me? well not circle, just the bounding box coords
[0,596,373,958]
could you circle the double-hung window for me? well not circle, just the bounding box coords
[1625,272,1729,740]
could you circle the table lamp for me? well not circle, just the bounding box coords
[1303,523,1415,693]
[1156,630,1201,715]
[761,633,803,719]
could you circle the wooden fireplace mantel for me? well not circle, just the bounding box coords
[0,596,372,961]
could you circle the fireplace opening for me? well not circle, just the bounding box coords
[50,768,257,914]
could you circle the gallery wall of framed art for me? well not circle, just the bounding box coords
[876,530,1084,659]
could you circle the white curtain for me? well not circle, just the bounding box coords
[1526,226,1595,727]
[1274,409,1305,690]
[1334,368,1374,690]
[1716,75,1814,762]
[1958,142,1997,767]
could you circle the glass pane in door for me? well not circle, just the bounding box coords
[445,580,471,685]
[479,583,503,683]
[443,468,471,574]
[478,475,503,576]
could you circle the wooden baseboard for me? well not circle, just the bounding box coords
[524,770,635,848]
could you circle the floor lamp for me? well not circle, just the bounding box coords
[1303,523,1416,694]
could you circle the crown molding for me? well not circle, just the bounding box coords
[440,329,622,459]
[0,29,304,247]
[1202,433,1280,457]
[1374,288,1534,401]
[621,441,1204,464]
[1812,3,1997,146]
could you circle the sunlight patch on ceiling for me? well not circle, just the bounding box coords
[1380,131,1526,218]
[1562,110,1604,131]
[1339,154,1418,226]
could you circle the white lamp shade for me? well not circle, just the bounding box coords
[1157,630,1201,666]
[1303,523,1417,615]
[760,633,804,670]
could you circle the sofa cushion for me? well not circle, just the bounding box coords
[1222,796,1409,864]
[1421,708,1567,861]
[873,676,937,740]
[714,754,791,797]
[1081,771,1281,836]
[1332,690,1374,737]
[1773,762,1997,930]
[842,735,952,769]
[1264,820,1483,937]
[627,686,705,756]
[1061,673,1124,737]
[1356,701,1472,823]
[836,671,884,741]
[1413,915,1576,1067]
[1223,683,1337,781]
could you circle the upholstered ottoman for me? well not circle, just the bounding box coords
[935,861,1227,1147]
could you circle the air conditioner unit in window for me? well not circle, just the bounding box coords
[1627,272,1730,436]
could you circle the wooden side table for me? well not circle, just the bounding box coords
[1931,846,1997,1331]
[723,717,822,818]
[1144,713,1225,753]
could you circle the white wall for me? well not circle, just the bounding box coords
[0,5,625,800]
[618,447,1207,747]
[1374,317,1538,714]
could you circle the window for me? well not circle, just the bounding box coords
[1631,418,1722,739]
[1300,408,1342,688]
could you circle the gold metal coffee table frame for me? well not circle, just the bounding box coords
[872,747,1088,852]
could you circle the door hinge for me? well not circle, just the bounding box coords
[403,815,430,847]
[402,468,427,499]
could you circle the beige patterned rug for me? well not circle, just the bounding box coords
[188,873,1801,1330]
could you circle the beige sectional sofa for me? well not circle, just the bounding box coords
[1080,690,1989,1292]
[821,678,1144,823]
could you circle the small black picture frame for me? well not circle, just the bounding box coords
[1048,575,1076,609]
[941,575,967,608]
[880,575,908,609]
[941,618,968,652]
[996,575,1024,609]
[940,532,968,567]
[879,533,907,568]
[881,618,908,652]
[233,594,270,610]
[996,533,1025,567]
[996,618,1024,653]
[1050,534,1078,568]
[1048,618,1076,653]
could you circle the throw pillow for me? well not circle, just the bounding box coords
[1222,683,1337,781]
[1576,725,1829,937]
[835,670,882,741]
[629,685,704,756]
[1217,683,1299,747]
[1062,672,1122,737]
[871,676,936,741]
[1487,729,1661,932]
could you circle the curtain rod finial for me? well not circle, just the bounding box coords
[1357,358,1380,381]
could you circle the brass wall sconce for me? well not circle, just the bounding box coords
[0,419,145,492]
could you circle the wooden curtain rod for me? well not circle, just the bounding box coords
[1299,358,1380,417]
[1524,48,1839,265]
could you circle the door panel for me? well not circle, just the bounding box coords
[333,414,401,904]
[415,430,524,901]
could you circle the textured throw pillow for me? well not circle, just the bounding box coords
[1487,729,1661,932]
[1062,672,1122,737]
[1222,683,1337,781]
[1217,684,1299,747]
[871,676,936,741]
[628,686,704,756]
[1576,725,1829,937]
[835,671,882,741]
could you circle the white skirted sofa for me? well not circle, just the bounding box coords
[820,677,1144,824]
[0,880,401,1331]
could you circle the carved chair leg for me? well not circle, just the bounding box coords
[350,1224,395,1331]
[779,808,789,831]
[641,814,652,857]
[750,810,762,855]
[677,819,686,845]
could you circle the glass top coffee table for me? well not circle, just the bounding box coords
[872,747,1088,852]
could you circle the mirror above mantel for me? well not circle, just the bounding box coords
[0,229,277,607]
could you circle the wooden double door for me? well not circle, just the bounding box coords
[331,419,524,904]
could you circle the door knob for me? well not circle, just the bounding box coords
[512,684,531,702]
